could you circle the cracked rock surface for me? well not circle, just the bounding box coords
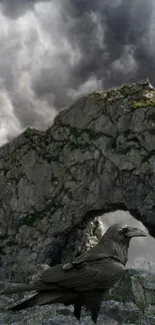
[0,78,155,281]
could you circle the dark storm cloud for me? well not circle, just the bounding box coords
[69,0,155,88]
[33,0,155,106]
[0,0,51,18]
[0,0,155,145]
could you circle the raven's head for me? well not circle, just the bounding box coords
[99,223,147,265]
[103,223,147,243]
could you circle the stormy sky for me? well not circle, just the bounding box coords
[0,0,155,145]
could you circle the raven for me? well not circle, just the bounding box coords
[1,223,146,323]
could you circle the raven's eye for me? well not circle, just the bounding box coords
[119,227,128,234]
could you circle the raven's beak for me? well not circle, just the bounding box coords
[125,227,147,238]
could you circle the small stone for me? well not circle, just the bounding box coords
[42,319,63,325]
[143,92,153,99]
[56,308,72,316]
[9,314,23,323]
[31,252,37,261]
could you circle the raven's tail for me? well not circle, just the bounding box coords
[5,291,64,311]
[5,291,79,312]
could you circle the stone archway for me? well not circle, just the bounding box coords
[0,78,155,281]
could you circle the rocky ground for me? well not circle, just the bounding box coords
[0,265,155,325]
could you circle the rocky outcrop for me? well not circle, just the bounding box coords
[1,264,155,324]
[0,78,155,281]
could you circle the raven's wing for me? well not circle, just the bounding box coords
[63,252,113,270]
[40,257,125,292]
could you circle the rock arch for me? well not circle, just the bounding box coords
[0,78,155,280]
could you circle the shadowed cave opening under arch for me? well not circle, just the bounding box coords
[85,204,155,239]
[47,207,155,269]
